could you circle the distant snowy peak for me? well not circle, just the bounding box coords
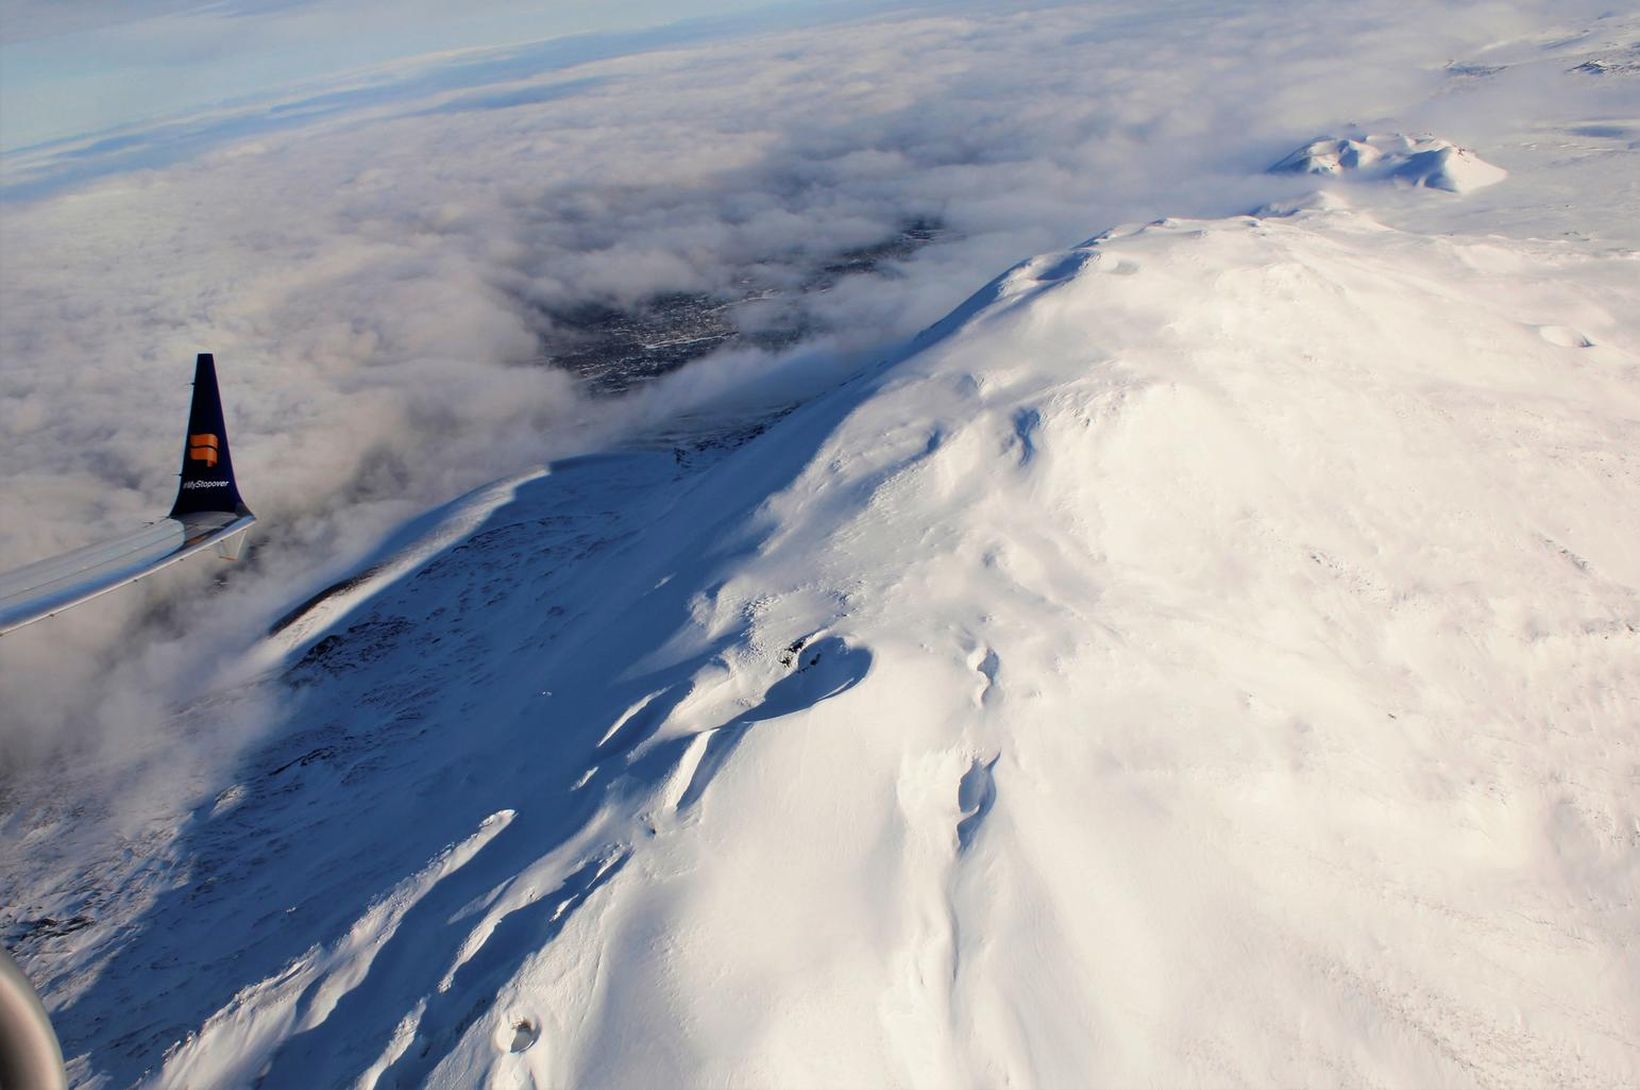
[1271,133,1507,193]
[1570,52,1640,76]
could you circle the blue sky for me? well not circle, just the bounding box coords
[0,0,873,149]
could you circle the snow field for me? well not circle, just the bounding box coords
[224,201,1640,1087]
[594,207,1640,1088]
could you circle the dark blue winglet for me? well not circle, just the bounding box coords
[169,353,251,519]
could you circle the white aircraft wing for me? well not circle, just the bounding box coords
[0,512,255,635]
[0,353,256,637]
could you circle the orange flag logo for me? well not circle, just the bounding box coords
[188,433,219,467]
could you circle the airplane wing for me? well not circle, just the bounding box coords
[0,353,256,636]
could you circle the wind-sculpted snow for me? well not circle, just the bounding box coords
[12,198,1635,1087]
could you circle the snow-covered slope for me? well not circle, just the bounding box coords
[13,193,1637,1086]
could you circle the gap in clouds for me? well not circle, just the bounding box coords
[533,218,947,394]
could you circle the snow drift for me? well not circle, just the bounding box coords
[23,195,1638,1088]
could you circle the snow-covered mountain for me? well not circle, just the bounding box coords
[12,187,1637,1087]
[4,3,1640,1085]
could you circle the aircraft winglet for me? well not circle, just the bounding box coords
[170,352,252,519]
[0,353,257,636]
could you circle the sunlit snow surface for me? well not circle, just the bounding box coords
[3,4,1640,1089]
[22,200,1639,1087]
